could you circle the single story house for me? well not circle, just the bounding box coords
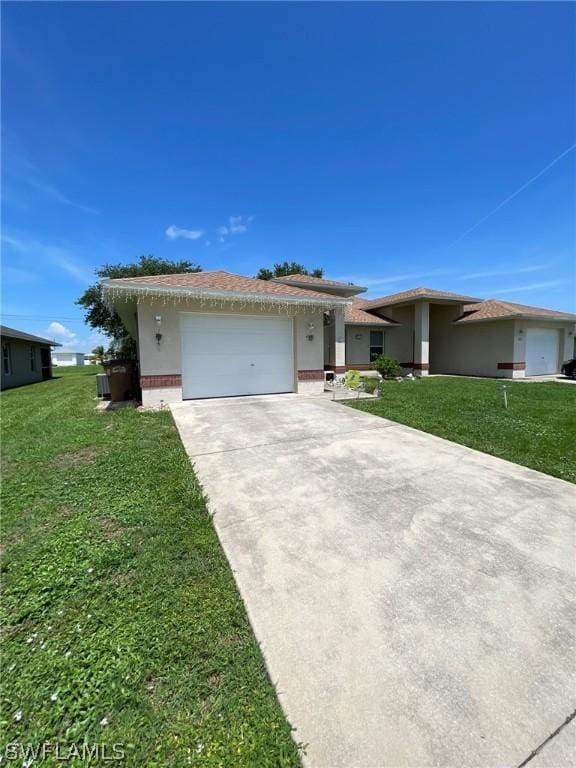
[102,271,576,406]
[1,325,60,391]
[52,351,85,367]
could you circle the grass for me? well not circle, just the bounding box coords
[346,376,576,484]
[1,367,301,766]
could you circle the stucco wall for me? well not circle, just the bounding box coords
[345,325,389,365]
[373,306,414,365]
[429,306,574,377]
[136,299,325,395]
[513,319,574,374]
[430,305,515,377]
[1,340,46,390]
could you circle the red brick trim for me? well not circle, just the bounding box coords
[297,369,324,381]
[140,374,182,389]
[345,363,373,371]
[497,362,525,371]
[333,365,346,373]
[412,363,430,370]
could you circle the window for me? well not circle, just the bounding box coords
[369,331,384,361]
[30,346,37,371]
[2,343,12,375]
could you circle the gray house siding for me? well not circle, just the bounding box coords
[1,339,52,390]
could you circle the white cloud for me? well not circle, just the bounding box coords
[46,321,77,341]
[335,269,456,289]
[459,264,549,280]
[27,178,99,215]
[1,234,94,284]
[491,280,565,295]
[165,225,204,241]
[217,215,253,239]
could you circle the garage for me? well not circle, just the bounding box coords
[525,328,560,376]
[180,313,294,399]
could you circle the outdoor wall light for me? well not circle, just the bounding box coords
[355,333,363,340]
[308,322,315,331]
[155,315,162,327]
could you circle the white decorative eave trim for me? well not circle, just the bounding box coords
[102,280,352,312]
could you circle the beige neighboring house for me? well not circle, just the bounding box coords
[102,271,576,406]
[1,326,60,391]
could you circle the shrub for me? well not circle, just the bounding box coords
[362,378,379,394]
[371,354,402,378]
[345,370,362,389]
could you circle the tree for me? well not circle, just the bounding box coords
[255,261,324,281]
[77,255,201,357]
[92,345,105,364]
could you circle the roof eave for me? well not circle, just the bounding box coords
[271,278,367,297]
[102,280,351,310]
[369,296,483,310]
[453,313,576,325]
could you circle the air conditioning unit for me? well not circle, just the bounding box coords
[96,373,111,399]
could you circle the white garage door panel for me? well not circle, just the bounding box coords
[525,328,560,376]
[181,314,294,399]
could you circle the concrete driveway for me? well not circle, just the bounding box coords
[171,394,575,768]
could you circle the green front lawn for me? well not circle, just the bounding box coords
[1,367,300,766]
[346,376,576,483]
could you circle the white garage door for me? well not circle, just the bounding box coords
[525,328,560,376]
[180,314,294,399]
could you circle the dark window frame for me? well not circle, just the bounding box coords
[2,342,12,375]
[369,330,384,361]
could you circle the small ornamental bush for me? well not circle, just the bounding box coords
[371,354,402,378]
[345,370,362,389]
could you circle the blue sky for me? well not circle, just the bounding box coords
[2,1,575,351]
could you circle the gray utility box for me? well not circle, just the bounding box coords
[96,373,111,399]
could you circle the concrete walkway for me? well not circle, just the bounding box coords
[171,394,575,768]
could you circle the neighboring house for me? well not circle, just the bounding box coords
[52,351,85,367]
[83,353,100,365]
[0,326,61,391]
[102,271,576,406]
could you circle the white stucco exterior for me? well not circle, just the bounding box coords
[104,275,576,405]
[134,298,326,405]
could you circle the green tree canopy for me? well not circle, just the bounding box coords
[77,255,201,357]
[91,345,105,363]
[255,262,324,281]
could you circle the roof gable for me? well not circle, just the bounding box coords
[345,299,397,325]
[363,286,483,309]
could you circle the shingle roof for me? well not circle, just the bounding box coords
[0,325,61,346]
[363,286,483,309]
[273,274,366,292]
[455,299,576,324]
[105,271,350,304]
[345,299,396,325]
